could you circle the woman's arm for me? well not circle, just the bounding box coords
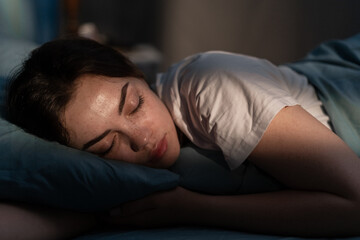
[0,201,98,240]
[105,105,360,237]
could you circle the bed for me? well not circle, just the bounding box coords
[1,34,360,240]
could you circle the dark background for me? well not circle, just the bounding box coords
[77,0,360,69]
[1,0,359,70]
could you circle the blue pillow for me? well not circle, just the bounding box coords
[0,38,181,213]
[0,118,179,212]
[0,36,283,213]
[0,76,6,117]
[171,144,284,195]
[0,114,282,213]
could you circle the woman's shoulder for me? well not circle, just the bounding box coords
[157,51,287,95]
[180,51,272,72]
[155,50,287,103]
[168,51,282,85]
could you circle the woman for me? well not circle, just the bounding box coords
[6,38,360,237]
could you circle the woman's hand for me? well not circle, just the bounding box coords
[103,187,197,228]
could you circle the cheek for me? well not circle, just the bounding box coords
[144,108,170,131]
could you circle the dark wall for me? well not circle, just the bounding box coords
[77,0,360,69]
[158,0,360,68]
[78,0,162,47]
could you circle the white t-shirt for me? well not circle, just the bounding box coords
[155,51,330,170]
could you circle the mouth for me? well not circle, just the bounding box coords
[149,135,168,163]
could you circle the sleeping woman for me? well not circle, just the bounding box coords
[6,37,360,238]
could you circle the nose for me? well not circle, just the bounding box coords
[126,124,152,152]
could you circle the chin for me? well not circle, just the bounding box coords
[166,145,181,168]
[163,155,179,168]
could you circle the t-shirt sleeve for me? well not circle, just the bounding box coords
[157,51,298,170]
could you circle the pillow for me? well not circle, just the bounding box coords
[0,76,5,117]
[171,143,284,195]
[0,37,180,212]
[0,118,179,212]
[0,115,281,213]
[0,36,283,213]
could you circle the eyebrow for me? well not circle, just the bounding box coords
[118,82,129,115]
[82,129,111,150]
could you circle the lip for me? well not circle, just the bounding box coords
[150,135,167,162]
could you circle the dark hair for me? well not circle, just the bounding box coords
[6,38,145,145]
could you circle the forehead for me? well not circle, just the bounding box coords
[69,75,123,112]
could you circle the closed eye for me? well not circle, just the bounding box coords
[130,95,144,115]
[98,136,116,157]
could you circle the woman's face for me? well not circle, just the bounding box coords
[63,74,180,168]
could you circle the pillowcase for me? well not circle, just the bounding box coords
[0,118,179,212]
[171,143,284,195]
[0,115,281,213]
[0,37,180,213]
[0,76,6,117]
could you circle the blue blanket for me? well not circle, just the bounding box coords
[287,33,360,156]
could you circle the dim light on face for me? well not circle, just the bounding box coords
[63,74,180,169]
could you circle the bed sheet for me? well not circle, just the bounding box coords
[74,227,360,240]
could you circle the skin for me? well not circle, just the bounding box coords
[63,74,181,169]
